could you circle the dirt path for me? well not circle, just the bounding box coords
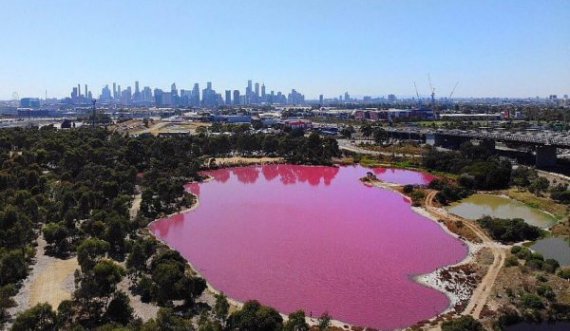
[8,236,78,320]
[424,190,507,319]
[130,189,142,220]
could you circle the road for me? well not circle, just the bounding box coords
[424,190,507,319]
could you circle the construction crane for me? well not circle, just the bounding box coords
[449,81,459,99]
[428,74,436,106]
[413,81,421,107]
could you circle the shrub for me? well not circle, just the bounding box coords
[511,246,522,254]
[537,285,556,301]
[403,185,414,194]
[521,293,544,309]
[505,256,519,267]
[558,268,570,280]
[542,259,560,273]
[441,316,483,331]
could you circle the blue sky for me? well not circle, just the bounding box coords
[0,0,568,99]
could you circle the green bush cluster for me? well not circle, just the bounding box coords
[510,246,560,274]
[478,217,543,244]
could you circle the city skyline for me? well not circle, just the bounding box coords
[0,0,569,99]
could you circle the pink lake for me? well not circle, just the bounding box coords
[150,165,467,329]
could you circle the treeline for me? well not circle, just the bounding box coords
[0,126,339,330]
[477,216,544,244]
[423,141,512,190]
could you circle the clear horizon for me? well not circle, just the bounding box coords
[0,0,568,100]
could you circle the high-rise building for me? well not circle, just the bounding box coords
[202,82,217,106]
[233,90,240,105]
[112,83,117,100]
[288,89,305,105]
[121,87,132,105]
[142,87,153,103]
[85,85,88,99]
[225,90,232,105]
[261,84,266,99]
[170,83,179,105]
[100,85,112,103]
[255,82,260,98]
[319,94,324,105]
[192,83,200,106]
[154,89,163,106]
[78,84,81,97]
[246,80,253,104]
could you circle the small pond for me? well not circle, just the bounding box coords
[531,237,570,266]
[448,194,557,229]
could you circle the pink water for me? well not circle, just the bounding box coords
[150,165,467,330]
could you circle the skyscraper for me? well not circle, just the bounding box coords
[192,83,200,106]
[154,89,163,106]
[261,84,266,99]
[133,81,141,102]
[112,83,117,100]
[255,82,260,98]
[246,80,253,104]
[233,90,240,106]
[171,83,179,105]
[319,94,324,105]
[225,90,232,105]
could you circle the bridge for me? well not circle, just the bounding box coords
[384,127,570,167]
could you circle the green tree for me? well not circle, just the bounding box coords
[284,310,309,331]
[227,300,283,331]
[529,177,550,195]
[318,312,331,331]
[12,303,57,331]
[0,250,28,286]
[77,238,110,271]
[105,291,133,325]
[441,316,483,331]
[213,292,229,322]
[43,222,69,257]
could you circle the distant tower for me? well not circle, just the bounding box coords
[85,84,88,98]
[78,84,81,97]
